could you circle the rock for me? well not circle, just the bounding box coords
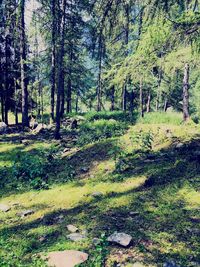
[163,261,180,267]
[0,204,11,212]
[91,191,103,198]
[175,143,184,149]
[67,225,78,233]
[33,123,47,134]
[131,263,146,267]
[17,210,34,218]
[81,167,89,173]
[67,233,86,242]
[92,238,101,245]
[129,211,140,216]
[107,232,132,247]
[30,117,38,130]
[42,250,88,267]
[0,122,7,134]
[21,139,30,145]
[190,216,200,223]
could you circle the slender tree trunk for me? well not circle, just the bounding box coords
[4,35,9,125]
[146,90,151,113]
[164,97,168,112]
[14,78,18,125]
[50,0,56,122]
[122,3,130,112]
[75,91,79,113]
[20,0,29,127]
[55,0,66,139]
[110,85,115,111]
[140,78,144,117]
[183,63,190,121]
[97,33,103,112]
[130,90,134,114]
[122,84,127,111]
[66,77,72,113]
[60,72,65,117]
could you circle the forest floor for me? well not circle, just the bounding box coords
[0,112,200,267]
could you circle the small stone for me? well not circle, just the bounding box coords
[107,232,132,247]
[67,225,78,233]
[175,143,184,149]
[0,204,11,212]
[91,192,103,198]
[129,211,139,216]
[17,210,34,218]
[67,233,86,242]
[42,250,88,267]
[92,238,101,245]
[81,167,89,173]
[190,216,200,223]
[163,261,180,267]
[132,263,146,267]
[21,139,30,145]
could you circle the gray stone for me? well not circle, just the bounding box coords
[33,123,47,134]
[17,209,34,218]
[163,261,180,267]
[91,191,103,198]
[0,204,11,212]
[131,263,146,267]
[0,122,7,134]
[107,232,132,247]
[175,143,184,149]
[67,233,86,242]
[129,211,139,216]
[21,139,30,145]
[42,250,88,267]
[67,225,78,233]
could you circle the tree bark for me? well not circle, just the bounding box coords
[130,90,134,114]
[146,90,151,113]
[50,0,56,122]
[97,32,103,112]
[66,77,72,113]
[183,63,190,121]
[140,78,144,117]
[55,0,66,139]
[110,85,115,111]
[20,0,29,127]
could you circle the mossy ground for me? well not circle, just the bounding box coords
[0,113,200,267]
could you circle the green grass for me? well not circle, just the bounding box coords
[0,113,200,266]
[138,112,183,125]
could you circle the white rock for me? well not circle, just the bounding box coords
[67,225,78,233]
[0,122,7,134]
[42,250,88,267]
[0,204,11,212]
[91,191,103,198]
[67,233,86,242]
[107,232,132,247]
[17,210,34,218]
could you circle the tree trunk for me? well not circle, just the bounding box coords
[50,0,56,122]
[66,77,72,113]
[122,84,127,111]
[140,78,144,118]
[20,0,29,127]
[183,63,190,121]
[60,72,65,117]
[164,97,168,112]
[130,90,134,114]
[110,85,115,111]
[75,91,79,113]
[146,90,151,113]
[55,0,66,139]
[97,31,103,112]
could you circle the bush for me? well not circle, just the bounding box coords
[77,119,128,146]
[11,147,58,190]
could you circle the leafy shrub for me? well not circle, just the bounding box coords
[77,119,128,146]
[11,147,58,190]
[131,130,154,151]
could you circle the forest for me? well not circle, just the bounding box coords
[0,0,200,267]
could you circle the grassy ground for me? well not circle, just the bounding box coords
[0,112,200,267]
